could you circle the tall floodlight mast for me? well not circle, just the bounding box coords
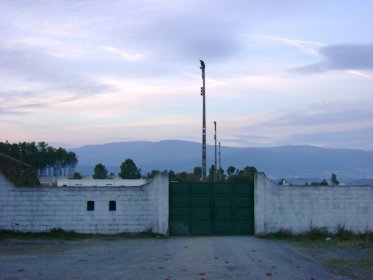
[200,60,206,181]
[218,142,221,181]
[214,121,217,182]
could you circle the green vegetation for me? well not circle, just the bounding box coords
[70,172,82,179]
[146,169,163,179]
[0,153,41,186]
[0,141,78,177]
[260,226,373,248]
[165,165,257,183]
[93,163,108,179]
[119,159,141,179]
[304,173,341,186]
[0,228,165,241]
[356,258,373,267]
[227,166,257,183]
[310,179,329,186]
[331,173,340,185]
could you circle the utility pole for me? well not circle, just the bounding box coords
[200,60,206,182]
[214,121,217,182]
[218,142,221,181]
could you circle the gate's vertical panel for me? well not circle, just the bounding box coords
[190,183,212,235]
[233,183,254,235]
[214,183,233,234]
[169,182,191,235]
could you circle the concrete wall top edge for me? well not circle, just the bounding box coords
[10,173,169,190]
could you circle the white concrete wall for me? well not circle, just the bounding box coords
[57,178,148,187]
[255,173,373,234]
[0,173,169,235]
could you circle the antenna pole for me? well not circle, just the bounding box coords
[200,60,206,181]
[218,142,221,181]
[214,121,217,182]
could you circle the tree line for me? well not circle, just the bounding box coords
[0,141,78,177]
[147,164,257,183]
[1,143,339,186]
[305,173,340,186]
[88,160,257,183]
[279,173,340,186]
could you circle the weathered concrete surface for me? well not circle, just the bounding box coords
[0,237,349,280]
[0,173,169,235]
[255,173,373,234]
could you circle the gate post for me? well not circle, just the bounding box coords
[150,173,169,235]
[254,173,266,235]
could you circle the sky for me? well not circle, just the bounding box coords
[1,0,372,150]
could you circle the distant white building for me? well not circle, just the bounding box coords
[278,178,290,186]
[57,178,148,187]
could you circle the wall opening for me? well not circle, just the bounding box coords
[109,201,116,211]
[87,201,95,211]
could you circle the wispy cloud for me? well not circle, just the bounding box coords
[345,70,372,79]
[250,34,326,56]
[291,43,373,74]
[102,46,146,61]
[2,37,92,60]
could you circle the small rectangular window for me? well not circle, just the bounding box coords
[87,201,95,211]
[109,201,116,211]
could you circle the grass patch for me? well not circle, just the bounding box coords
[260,226,373,248]
[328,257,373,268]
[0,228,166,241]
[357,258,373,267]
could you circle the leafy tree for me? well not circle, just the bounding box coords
[217,167,225,182]
[93,163,108,179]
[193,166,202,177]
[71,172,82,179]
[175,171,188,181]
[119,158,141,179]
[147,169,160,179]
[227,166,237,177]
[227,165,257,183]
[331,173,340,185]
[0,141,78,177]
[168,169,202,182]
[168,170,176,181]
[172,167,201,181]
[310,179,329,186]
[244,166,257,173]
[320,179,328,186]
[207,164,216,182]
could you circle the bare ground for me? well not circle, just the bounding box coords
[0,236,370,280]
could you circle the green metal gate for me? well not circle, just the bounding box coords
[169,182,254,236]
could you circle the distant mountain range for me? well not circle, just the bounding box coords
[70,140,373,184]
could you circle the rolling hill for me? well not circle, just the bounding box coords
[70,140,373,183]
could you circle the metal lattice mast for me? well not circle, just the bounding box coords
[200,60,206,181]
[218,141,221,181]
[214,121,217,182]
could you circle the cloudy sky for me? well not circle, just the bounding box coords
[1,0,372,150]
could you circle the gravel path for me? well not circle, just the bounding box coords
[0,237,354,280]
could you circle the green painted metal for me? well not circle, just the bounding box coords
[169,182,254,236]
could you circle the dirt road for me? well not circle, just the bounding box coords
[0,236,350,279]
